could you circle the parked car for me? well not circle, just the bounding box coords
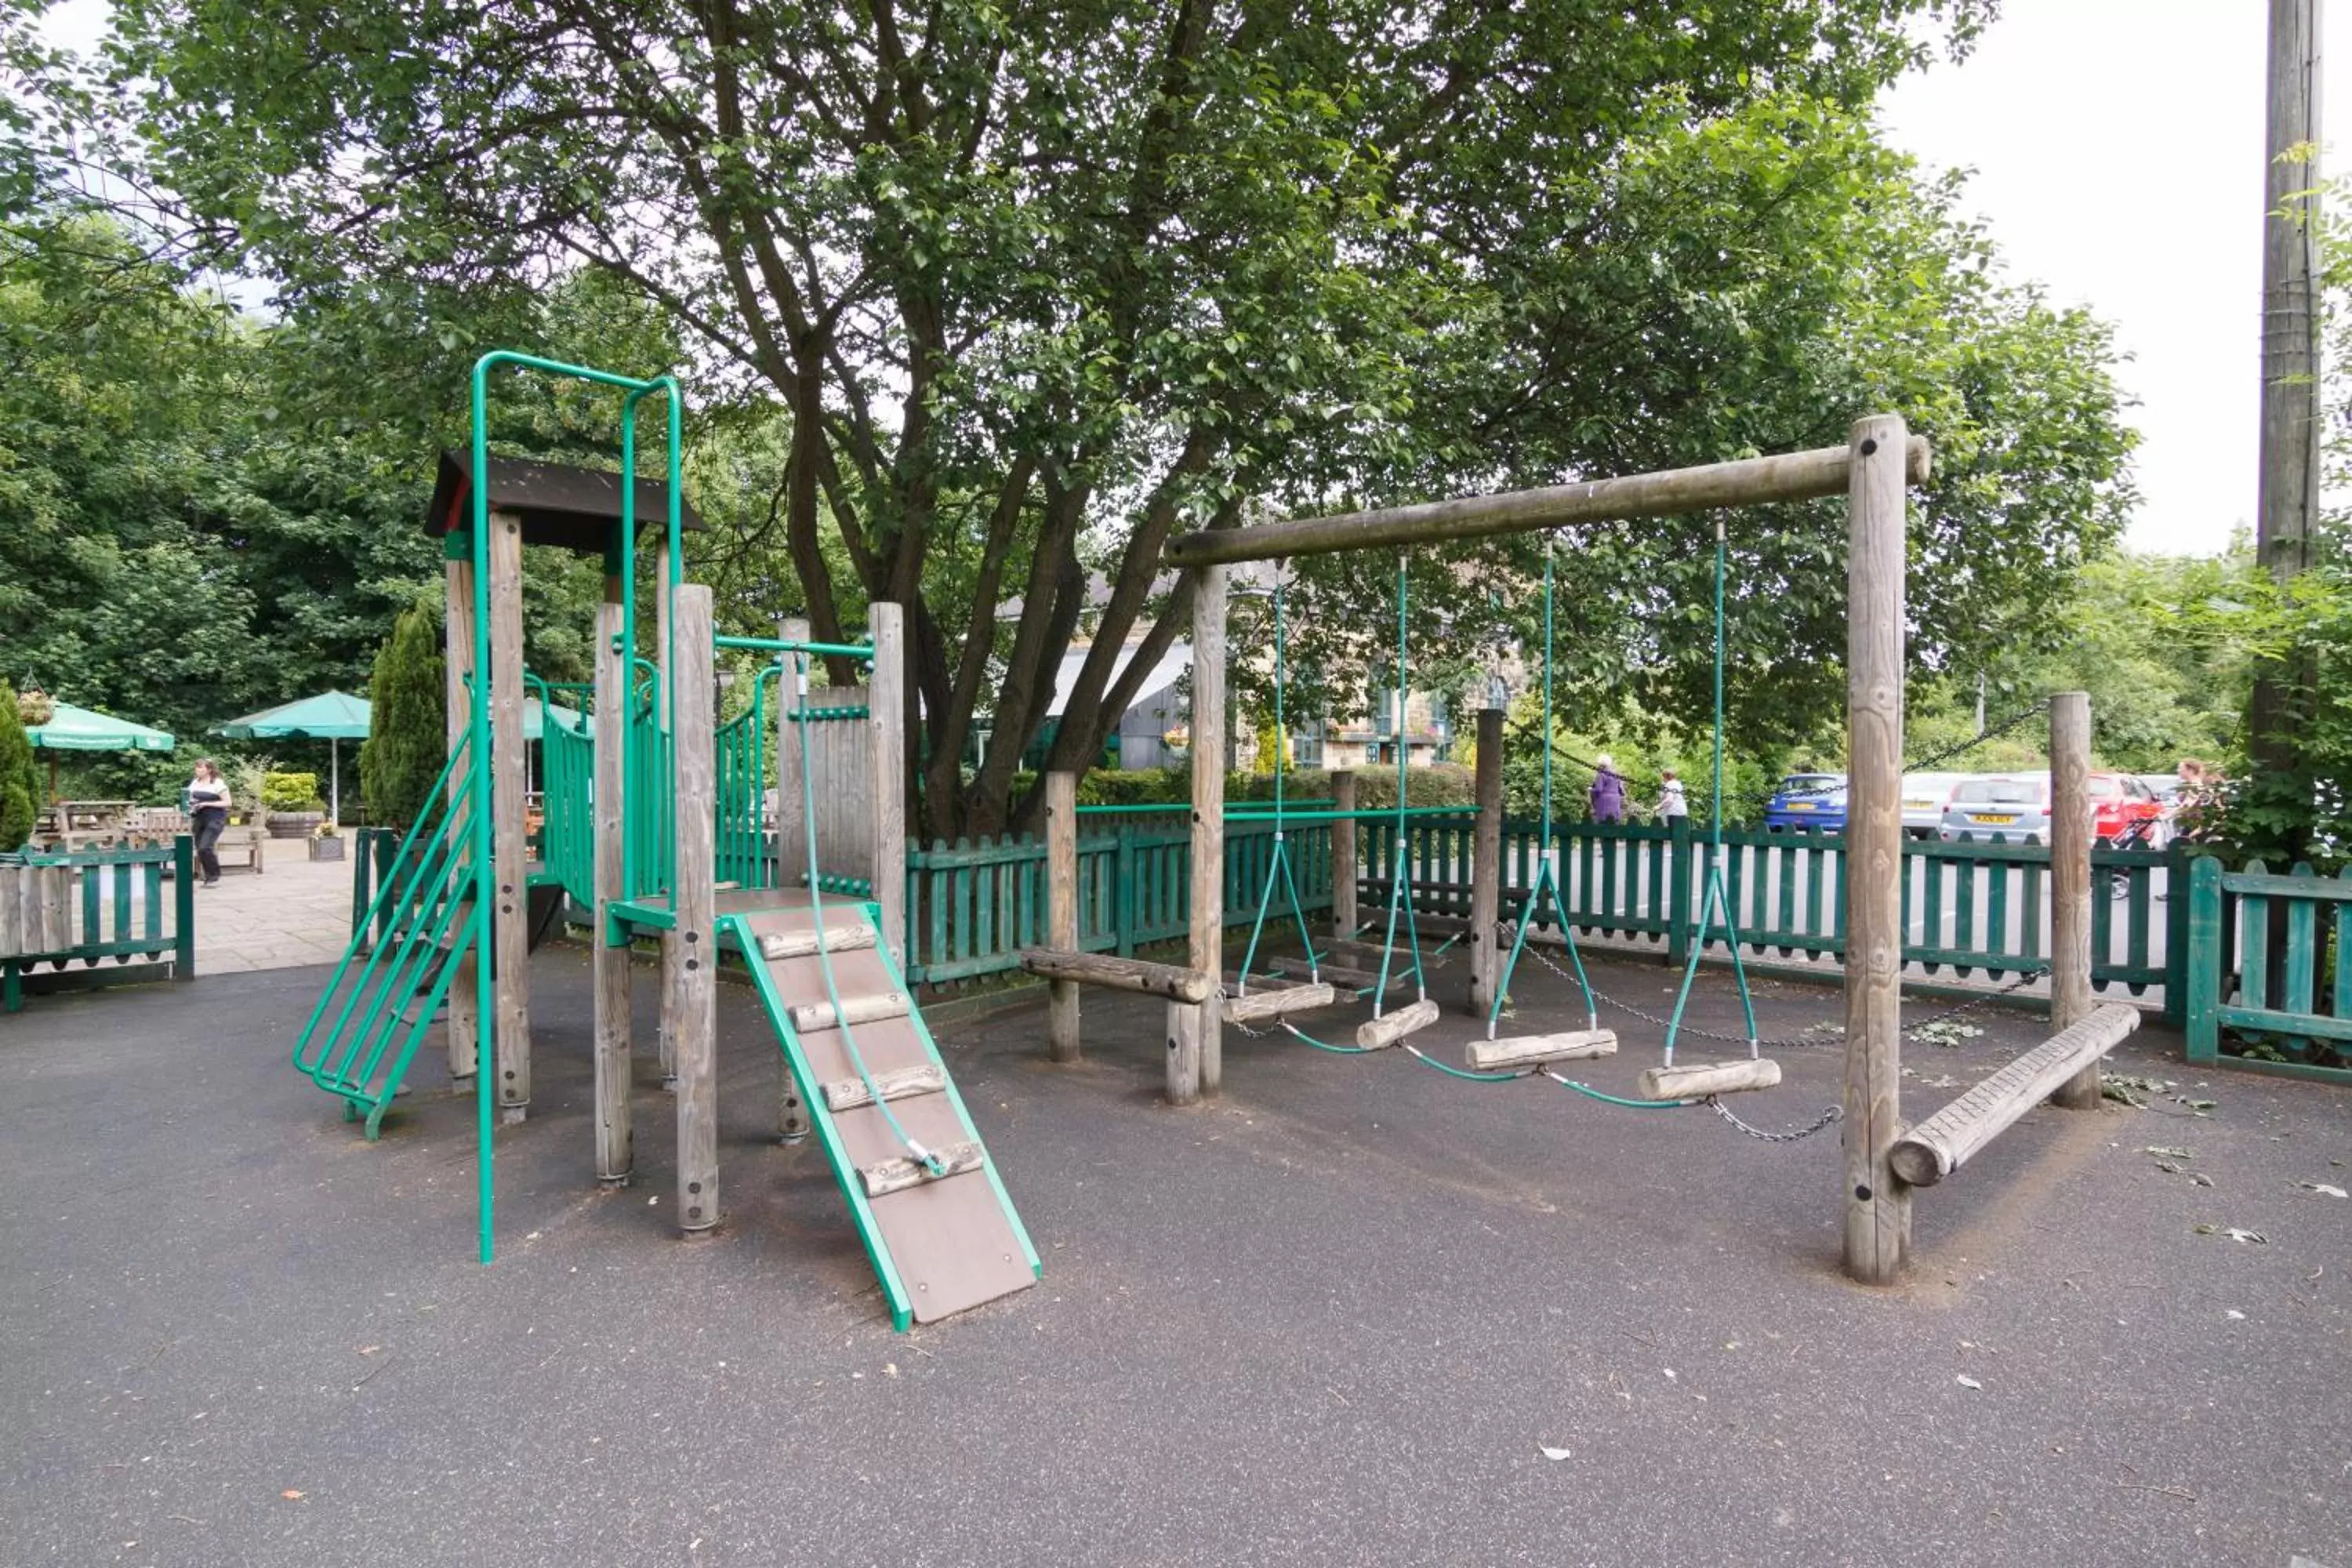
[1940,775,2051,844]
[1900,772,1965,837]
[1765,772,1847,833]
[2089,771,2168,846]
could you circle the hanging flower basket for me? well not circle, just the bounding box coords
[16,688,54,727]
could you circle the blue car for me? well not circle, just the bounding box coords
[1764,772,1848,833]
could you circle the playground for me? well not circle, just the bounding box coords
[3,942,2347,1566]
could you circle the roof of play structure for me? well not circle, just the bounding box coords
[425,452,707,556]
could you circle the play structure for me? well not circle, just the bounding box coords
[1028,417,2137,1287]
[291,353,1036,1330]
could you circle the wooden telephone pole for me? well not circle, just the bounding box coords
[2254,0,2323,780]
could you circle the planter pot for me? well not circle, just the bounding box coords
[308,836,347,862]
[267,811,324,840]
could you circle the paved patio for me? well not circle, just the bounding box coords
[187,846,356,974]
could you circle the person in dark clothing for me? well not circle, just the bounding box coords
[1590,753,1628,825]
[187,760,230,887]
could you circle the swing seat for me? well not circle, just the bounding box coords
[1222,982,1338,1025]
[1356,998,1439,1050]
[1273,955,1406,992]
[1635,1058,1781,1101]
[1466,1029,1617,1072]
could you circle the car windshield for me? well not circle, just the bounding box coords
[1954,779,2043,805]
[1780,776,1840,794]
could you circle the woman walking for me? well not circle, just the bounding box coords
[188,760,230,887]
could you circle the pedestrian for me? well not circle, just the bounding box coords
[188,759,230,887]
[1590,753,1627,825]
[1652,769,1689,824]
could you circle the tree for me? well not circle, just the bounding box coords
[116,0,2124,840]
[360,597,445,829]
[0,681,36,850]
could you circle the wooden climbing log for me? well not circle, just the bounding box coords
[1356,997,1439,1050]
[1272,955,1403,992]
[786,990,912,1033]
[860,1139,986,1199]
[822,1062,945,1112]
[758,923,877,960]
[1018,949,1212,1004]
[1164,437,1933,564]
[1222,982,1338,1024]
[1639,1058,1782,1101]
[1889,1004,2140,1188]
[1467,1029,1617,1072]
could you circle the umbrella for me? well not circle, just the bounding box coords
[215,690,371,825]
[26,702,177,802]
[213,691,590,822]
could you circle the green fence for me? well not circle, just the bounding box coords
[2183,856,2352,1086]
[2,838,195,1010]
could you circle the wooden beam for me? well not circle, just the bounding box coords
[1046,771,1080,1062]
[786,989,913,1033]
[2047,691,2100,1109]
[1842,415,1911,1287]
[1640,1057,1781,1100]
[1467,1029,1616,1072]
[488,510,530,1120]
[441,553,480,1083]
[1330,771,1358,936]
[1222,982,1338,1024]
[1181,562,1226,1102]
[1356,997,1439,1049]
[1889,1004,2140,1187]
[669,583,720,1235]
[1164,436,1933,565]
[869,601,908,969]
[1468,707,1504,1015]
[1018,948,1213,1004]
[591,596,632,1185]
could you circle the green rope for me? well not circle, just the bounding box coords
[1372,553,1429,1011]
[795,652,941,1174]
[1237,572,1322,989]
[1541,1072,1694,1111]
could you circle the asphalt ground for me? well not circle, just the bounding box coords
[2,940,2347,1568]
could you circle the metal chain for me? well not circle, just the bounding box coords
[1707,1097,1842,1142]
[1900,699,2053,777]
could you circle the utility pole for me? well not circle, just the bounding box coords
[2254,0,2322,781]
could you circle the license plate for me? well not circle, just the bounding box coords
[1971,814,2018,826]
[1788,802,1815,811]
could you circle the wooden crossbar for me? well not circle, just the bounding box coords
[1889,1004,2139,1188]
[1018,948,1212,1004]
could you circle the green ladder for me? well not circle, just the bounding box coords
[292,738,485,1137]
[722,899,1039,1330]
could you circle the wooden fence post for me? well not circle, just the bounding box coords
[1178,562,1226,1103]
[2048,691,2100,1109]
[1469,709,1504,1014]
[488,509,531,1120]
[774,616,811,895]
[1331,770,1358,937]
[172,834,194,978]
[442,550,481,1082]
[2183,855,2223,1063]
[869,602,908,970]
[1842,413,1911,1286]
[2161,837,2194,1028]
[1047,771,1080,1062]
[592,597,633,1185]
[669,584,720,1234]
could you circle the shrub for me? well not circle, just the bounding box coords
[260,771,321,813]
[361,597,448,829]
[0,681,37,850]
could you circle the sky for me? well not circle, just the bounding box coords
[1879,0,2346,557]
[34,0,2337,558]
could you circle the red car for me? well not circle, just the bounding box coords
[2089,771,2167,844]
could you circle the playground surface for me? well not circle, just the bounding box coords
[2,944,2347,1568]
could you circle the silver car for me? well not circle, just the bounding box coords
[1901,772,1965,837]
[1939,775,2052,844]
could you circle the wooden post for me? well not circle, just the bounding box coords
[488,510,531,1120]
[869,601,908,969]
[2048,691,2101,1109]
[442,553,481,1082]
[773,616,811,893]
[1468,708,1504,1014]
[1842,413,1911,1286]
[1330,770,1358,937]
[1181,563,1227,1102]
[1047,770,1080,1062]
[592,596,633,1185]
[669,584,720,1234]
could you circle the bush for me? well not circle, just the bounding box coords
[361,597,447,829]
[0,681,37,850]
[260,771,322,813]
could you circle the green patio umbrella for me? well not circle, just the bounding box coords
[215,690,371,825]
[26,701,177,803]
[214,690,589,822]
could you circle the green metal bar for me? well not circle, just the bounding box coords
[2240,862,2270,1012]
[713,633,875,659]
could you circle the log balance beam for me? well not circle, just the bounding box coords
[1017,948,1214,1005]
[1888,1004,2139,1188]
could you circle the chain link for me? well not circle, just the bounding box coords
[1706,1097,1842,1142]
